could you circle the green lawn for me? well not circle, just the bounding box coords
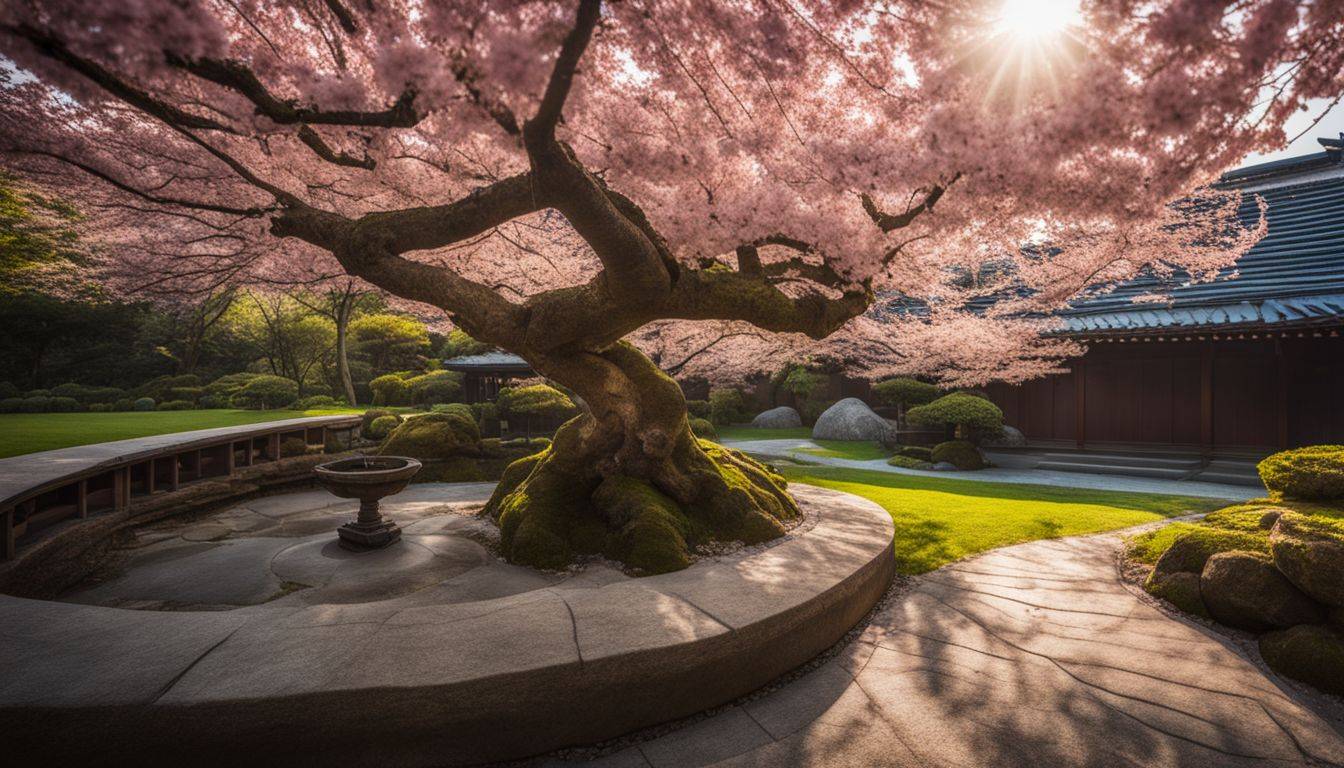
[0,409,367,458]
[797,440,892,461]
[781,465,1229,574]
[716,425,812,441]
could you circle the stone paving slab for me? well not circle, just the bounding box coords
[727,438,1261,500]
[560,528,1344,768]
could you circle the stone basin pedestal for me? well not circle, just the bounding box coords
[313,456,422,550]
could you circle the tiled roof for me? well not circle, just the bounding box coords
[1059,143,1344,334]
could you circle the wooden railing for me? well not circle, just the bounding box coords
[0,415,361,561]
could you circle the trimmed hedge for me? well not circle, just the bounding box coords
[1258,446,1344,500]
[369,374,411,406]
[229,375,299,410]
[908,393,1003,438]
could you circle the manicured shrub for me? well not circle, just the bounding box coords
[0,382,17,399]
[406,370,464,406]
[17,396,50,413]
[1258,445,1344,500]
[369,374,411,406]
[156,400,194,411]
[168,386,203,403]
[470,401,499,424]
[134,374,201,401]
[88,403,112,412]
[685,399,711,419]
[112,398,136,412]
[931,439,985,470]
[366,414,401,441]
[293,394,340,410]
[871,377,940,410]
[0,397,23,413]
[690,417,717,441]
[133,397,156,411]
[500,384,577,419]
[908,393,1003,440]
[229,375,299,410]
[708,388,746,425]
[79,386,127,404]
[432,402,474,418]
[360,408,402,439]
[279,437,309,457]
[24,389,51,398]
[198,394,229,409]
[48,397,81,412]
[204,372,260,401]
[51,382,89,400]
[896,445,933,461]
[887,454,933,470]
[380,412,481,459]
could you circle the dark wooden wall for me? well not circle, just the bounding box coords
[987,334,1344,454]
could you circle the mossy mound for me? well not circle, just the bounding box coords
[689,417,717,441]
[895,445,933,461]
[1270,511,1344,607]
[931,440,985,470]
[887,454,933,470]
[1144,571,1207,618]
[361,409,402,440]
[1149,527,1271,579]
[1260,624,1344,695]
[1202,502,1291,532]
[1258,445,1344,501]
[380,412,481,460]
[1199,550,1323,631]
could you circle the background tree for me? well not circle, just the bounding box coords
[349,314,432,376]
[872,377,942,423]
[2,0,1337,569]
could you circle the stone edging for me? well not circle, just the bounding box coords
[0,483,895,767]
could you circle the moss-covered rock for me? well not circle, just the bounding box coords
[1144,570,1207,618]
[887,454,933,470]
[380,412,481,460]
[1199,551,1324,631]
[1150,527,1271,579]
[1260,624,1344,695]
[1258,445,1344,501]
[593,475,694,574]
[930,440,985,470]
[1270,511,1344,607]
[689,417,717,441]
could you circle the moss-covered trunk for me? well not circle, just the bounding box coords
[484,342,799,573]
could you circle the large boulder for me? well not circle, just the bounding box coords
[1144,571,1207,617]
[981,425,1026,448]
[811,398,894,443]
[1270,512,1344,607]
[1199,551,1324,631]
[751,406,803,429]
[1259,624,1344,695]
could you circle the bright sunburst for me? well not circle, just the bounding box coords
[995,0,1083,42]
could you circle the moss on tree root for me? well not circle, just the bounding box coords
[483,433,799,574]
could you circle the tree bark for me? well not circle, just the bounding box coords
[334,290,357,405]
[484,341,799,573]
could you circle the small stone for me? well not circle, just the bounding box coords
[981,425,1026,448]
[1200,551,1324,631]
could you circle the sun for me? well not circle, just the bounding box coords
[995,0,1082,41]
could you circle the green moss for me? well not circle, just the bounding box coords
[689,417,717,441]
[1144,571,1208,618]
[1260,624,1344,695]
[366,414,400,441]
[380,411,480,460]
[931,440,985,470]
[593,475,694,574]
[1258,445,1344,501]
[361,409,401,439]
[1149,526,1271,576]
[1203,501,1288,532]
[887,454,933,470]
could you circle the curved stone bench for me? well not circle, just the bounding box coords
[0,415,362,568]
[0,483,894,767]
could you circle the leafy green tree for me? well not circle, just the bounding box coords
[500,384,578,441]
[872,377,941,422]
[349,314,431,375]
[907,393,1004,442]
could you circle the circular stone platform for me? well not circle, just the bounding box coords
[0,481,894,767]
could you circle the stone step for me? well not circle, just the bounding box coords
[1035,461,1193,480]
[1038,452,1203,470]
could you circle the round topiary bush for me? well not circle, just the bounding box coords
[689,417,717,441]
[1258,445,1344,500]
[407,370,464,406]
[293,394,340,410]
[133,397,156,412]
[908,393,1004,440]
[112,398,135,411]
[887,454,933,470]
[48,396,81,412]
[229,375,299,410]
[360,408,401,439]
[930,439,985,470]
[379,412,481,459]
[156,400,194,411]
[279,437,309,457]
[369,374,411,407]
[871,377,940,410]
[366,414,401,441]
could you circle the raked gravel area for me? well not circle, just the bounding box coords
[724,438,1262,501]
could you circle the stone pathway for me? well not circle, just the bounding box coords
[550,529,1344,768]
[725,438,1261,501]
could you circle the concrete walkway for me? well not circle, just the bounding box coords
[725,438,1261,501]
[555,528,1344,768]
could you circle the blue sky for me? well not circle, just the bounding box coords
[1242,97,1344,165]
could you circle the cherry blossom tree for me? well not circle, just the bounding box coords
[0,0,1338,570]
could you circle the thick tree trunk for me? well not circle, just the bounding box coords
[484,341,799,573]
[334,295,357,405]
